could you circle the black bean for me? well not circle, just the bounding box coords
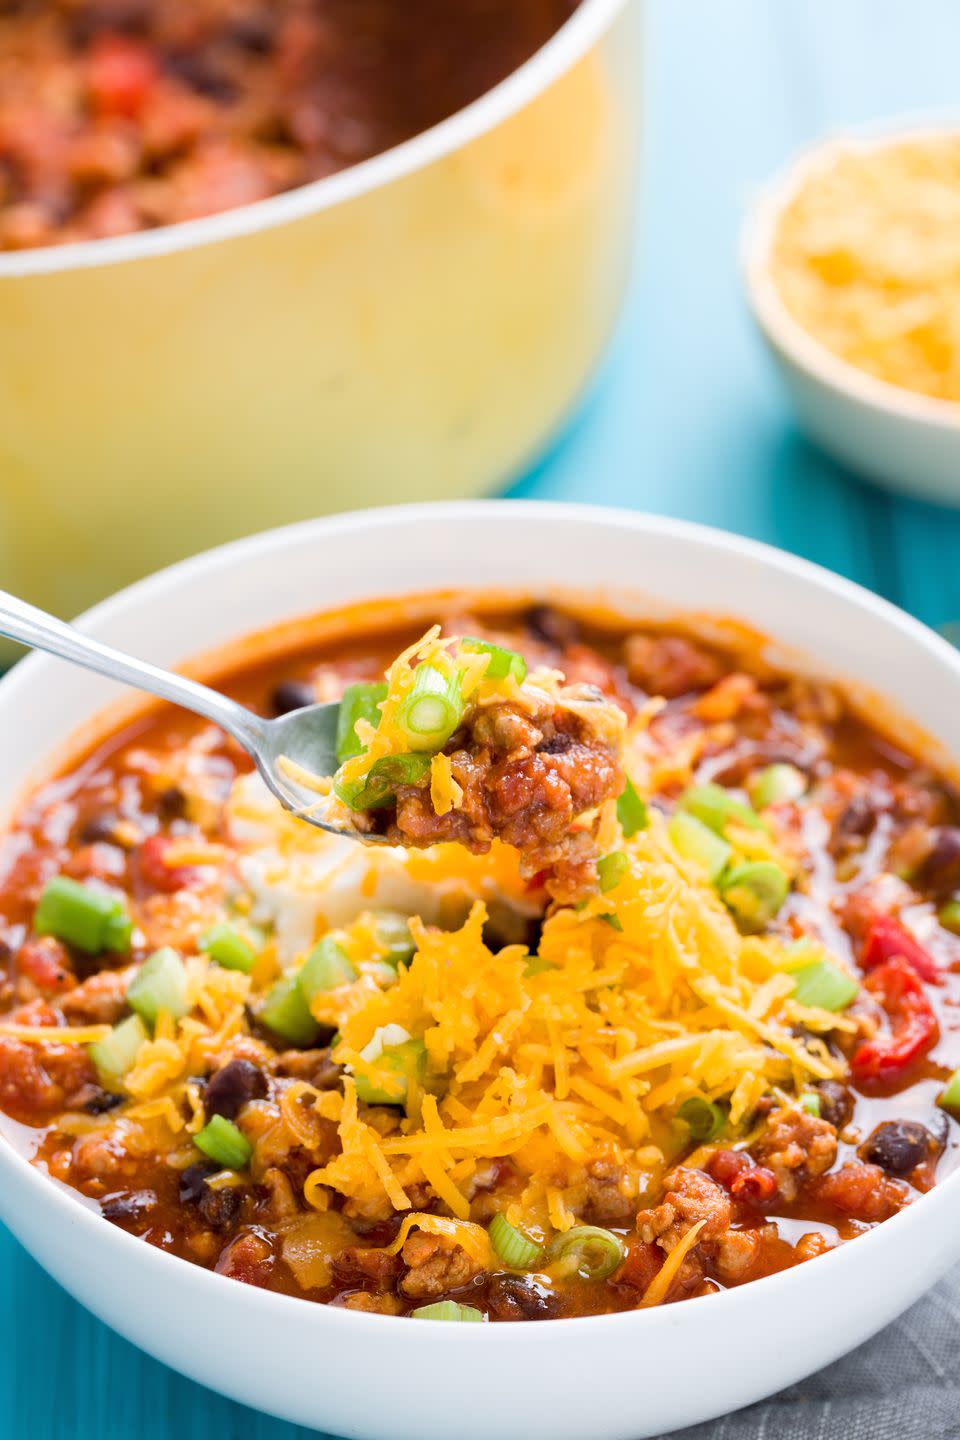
[270,679,316,716]
[861,1120,936,1176]
[78,812,119,844]
[538,732,573,755]
[84,1088,124,1115]
[918,827,960,895]
[835,795,877,841]
[227,13,277,52]
[525,604,580,648]
[204,1058,267,1121]
[485,1275,564,1321]
[101,1189,157,1225]
[179,1162,244,1230]
[199,1182,244,1231]
[164,52,238,103]
[814,1080,854,1131]
[179,1161,216,1205]
[154,785,187,821]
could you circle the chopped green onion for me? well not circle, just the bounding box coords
[194,1114,252,1170]
[597,851,629,893]
[939,1069,960,1115]
[616,777,648,838]
[335,682,388,763]
[748,764,807,810]
[790,958,859,1012]
[461,637,528,683]
[548,1225,625,1281]
[489,1212,544,1269]
[677,1096,725,1142]
[199,923,255,974]
[719,861,790,932]
[334,753,432,811]
[395,664,465,753]
[126,948,189,1027]
[34,876,132,955]
[88,1014,149,1084]
[939,899,960,936]
[354,1038,426,1106]
[798,1092,822,1117]
[259,974,320,1046]
[678,782,764,835]
[411,1301,484,1322]
[365,961,399,986]
[598,913,623,932]
[523,954,554,977]
[372,911,416,967]
[668,811,732,881]
[299,936,357,1002]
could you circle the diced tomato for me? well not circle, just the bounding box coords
[851,954,939,1084]
[16,937,76,996]
[136,834,201,894]
[729,1165,778,1207]
[88,35,157,120]
[860,914,941,985]
[814,1162,906,1222]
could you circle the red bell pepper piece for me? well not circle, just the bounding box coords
[860,914,941,985]
[851,954,939,1084]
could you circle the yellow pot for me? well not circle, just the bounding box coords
[0,0,640,618]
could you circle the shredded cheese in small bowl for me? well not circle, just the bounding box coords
[744,119,960,505]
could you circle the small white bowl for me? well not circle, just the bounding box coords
[743,121,960,506]
[2,500,960,1439]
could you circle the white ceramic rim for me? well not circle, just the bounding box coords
[0,0,627,279]
[2,498,960,1348]
[742,111,960,431]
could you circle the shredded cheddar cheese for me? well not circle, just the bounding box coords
[429,753,463,816]
[383,1212,495,1266]
[0,1024,111,1044]
[772,135,960,402]
[291,812,844,1225]
[640,1219,707,1307]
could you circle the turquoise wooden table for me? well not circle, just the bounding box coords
[6,2,960,1437]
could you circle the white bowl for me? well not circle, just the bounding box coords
[743,122,960,506]
[1,500,959,1440]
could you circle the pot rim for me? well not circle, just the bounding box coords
[0,0,628,281]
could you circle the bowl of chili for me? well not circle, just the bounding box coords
[1,500,960,1438]
[0,0,640,622]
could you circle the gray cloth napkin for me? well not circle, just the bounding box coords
[664,1269,960,1440]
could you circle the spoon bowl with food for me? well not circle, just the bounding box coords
[0,592,626,892]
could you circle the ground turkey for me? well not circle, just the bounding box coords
[398,1231,484,1300]
[378,683,626,902]
[752,1107,838,1203]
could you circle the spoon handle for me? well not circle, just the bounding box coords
[0,588,263,750]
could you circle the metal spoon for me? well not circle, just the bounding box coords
[0,588,381,842]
